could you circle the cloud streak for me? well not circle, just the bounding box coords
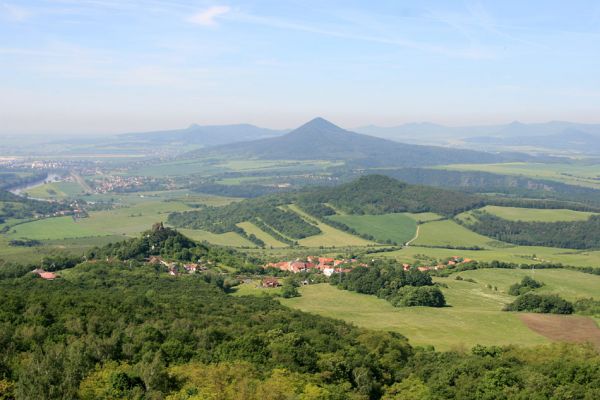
[188,5,231,26]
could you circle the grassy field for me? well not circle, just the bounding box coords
[0,235,124,264]
[231,280,283,297]
[412,219,500,248]
[328,213,417,244]
[7,201,192,240]
[281,283,547,350]
[379,244,600,268]
[287,205,376,247]
[25,181,85,199]
[281,269,600,350]
[455,268,600,300]
[237,221,288,248]
[436,162,600,189]
[462,205,597,222]
[178,228,255,247]
[404,212,444,223]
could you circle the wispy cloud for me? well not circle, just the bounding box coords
[188,5,231,26]
[232,12,496,59]
[0,2,31,22]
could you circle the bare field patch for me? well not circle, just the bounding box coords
[519,313,600,349]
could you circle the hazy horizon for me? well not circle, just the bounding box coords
[2,0,600,135]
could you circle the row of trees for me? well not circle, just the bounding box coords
[168,195,320,242]
[504,293,574,314]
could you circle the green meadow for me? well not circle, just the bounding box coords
[412,219,500,248]
[25,181,86,199]
[463,205,597,222]
[328,213,417,244]
[281,268,600,350]
[379,244,600,268]
[287,204,376,247]
[7,201,192,240]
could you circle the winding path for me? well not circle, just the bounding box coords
[405,224,420,246]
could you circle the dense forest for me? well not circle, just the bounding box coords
[1,260,599,399]
[462,210,600,249]
[299,175,483,216]
[334,261,446,307]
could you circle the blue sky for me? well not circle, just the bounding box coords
[1,0,599,135]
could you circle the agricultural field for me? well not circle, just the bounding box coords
[411,219,501,248]
[287,205,376,247]
[178,228,255,247]
[6,201,192,240]
[24,181,86,199]
[237,221,288,248]
[379,244,600,268]
[436,162,600,189]
[281,268,600,350]
[0,235,123,264]
[460,205,597,223]
[328,213,417,244]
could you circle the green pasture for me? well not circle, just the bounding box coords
[178,228,254,247]
[25,181,85,199]
[412,219,500,248]
[455,268,600,301]
[379,244,600,268]
[0,235,124,264]
[282,268,600,350]
[287,205,376,247]
[461,205,596,223]
[281,282,547,350]
[404,212,444,223]
[328,213,417,244]
[6,201,192,240]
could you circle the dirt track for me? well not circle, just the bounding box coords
[519,313,600,349]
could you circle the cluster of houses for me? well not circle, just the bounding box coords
[264,256,366,277]
[93,175,148,194]
[406,256,474,272]
[148,256,208,276]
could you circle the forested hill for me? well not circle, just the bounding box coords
[191,117,531,167]
[168,175,483,242]
[298,175,483,216]
[87,222,255,269]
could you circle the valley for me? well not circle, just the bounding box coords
[1,118,600,399]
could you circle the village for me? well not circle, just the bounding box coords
[258,255,475,288]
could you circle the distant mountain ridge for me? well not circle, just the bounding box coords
[194,117,531,167]
[119,123,287,147]
[356,121,600,154]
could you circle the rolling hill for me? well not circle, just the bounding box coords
[119,123,286,146]
[195,117,529,167]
